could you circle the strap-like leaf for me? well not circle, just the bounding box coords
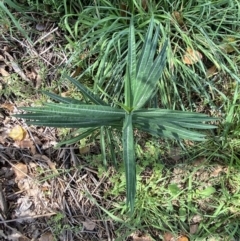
[133,109,219,122]
[136,121,207,141]
[125,18,136,109]
[42,91,84,104]
[18,104,125,117]
[25,119,121,128]
[64,74,108,106]
[56,128,99,147]
[135,17,154,82]
[122,113,136,212]
[133,41,167,109]
[126,15,167,110]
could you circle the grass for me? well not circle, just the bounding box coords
[1,0,240,240]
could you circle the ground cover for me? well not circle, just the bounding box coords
[0,1,240,241]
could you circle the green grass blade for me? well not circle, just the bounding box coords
[106,128,117,167]
[56,128,98,147]
[0,1,32,44]
[64,74,108,106]
[42,91,84,104]
[100,127,107,167]
[122,113,136,212]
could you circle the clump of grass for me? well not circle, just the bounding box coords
[62,0,240,111]
[101,145,240,240]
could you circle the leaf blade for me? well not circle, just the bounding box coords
[123,113,136,212]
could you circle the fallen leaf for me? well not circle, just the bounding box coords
[132,233,153,241]
[16,139,36,154]
[45,33,54,42]
[141,0,148,10]
[206,65,218,78]
[210,165,226,177]
[72,66,82,77]
[80,146,90,154]
[9,125,27,141]
[13,163,28,181]
[34,154,58,174]
[182,48,202,65]
[177,235,189,241]
[172,11,184,25]
[82,220,96,230]
[0,65,10,77]
[38,231,54,241]
[163,232,175,241]
[4,51,33,86]
[1,102,15,112]
[169,147,182,162]
[7,230,31,241]
[190,223,199,234]
[220,36,236,53]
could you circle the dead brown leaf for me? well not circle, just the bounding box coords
[131,233,153,241]
[34,154,58,174]
[15,139,36,155]
[182,48,202,65]
[13,163,28,181]
[192,157,206,167]
[4,51,33,86]
[44,33,55,42]
[9,125,27,141]
[190,223,198,234]
[210,165,226,177]
[0,65,10,77]
[38,231,54,241]
[80,146,90,154]
[163,232,175,241]
[177,236,189,241]
[82,220,96,231]
[169,147,182,162]
[7,230,31,241]
[1,103,15,112]
[72,66,82,77]
[220,37,236,53]
[206,65,218,78]
[26,67,42,89]
[172,11,184,25]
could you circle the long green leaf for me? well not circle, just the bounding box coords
[136,121,207,141]
[133,109,219,122]
[56,128,98,147]
[122,113,135,212]
[125,18,136,109]
[135,17,154,82]
[25,119,121,128]
[42,91,84,104]
[100,127,107,167]
[0,1,32,44]
[134,41,167,109]
[18,104,125,117]
[64,74,108,106]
